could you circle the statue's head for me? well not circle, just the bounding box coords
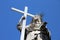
[31,14,43,24]
[30,14,43,29]
[30,14,47,30]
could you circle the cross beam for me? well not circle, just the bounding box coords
[11,7,34,17]
[11,6,34,40]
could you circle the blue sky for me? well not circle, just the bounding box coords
[0,0,60,40]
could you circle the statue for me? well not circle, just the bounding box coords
[17,15,51,40]
[11,6,51,40]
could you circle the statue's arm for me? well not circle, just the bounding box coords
[25,24,31,31]
[17,16,25,31]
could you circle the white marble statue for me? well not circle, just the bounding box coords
[17,15,51,40]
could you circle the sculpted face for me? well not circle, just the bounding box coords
[33,15,42,24]
[31,15,43,29]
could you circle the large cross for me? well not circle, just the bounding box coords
[11,6,34,40]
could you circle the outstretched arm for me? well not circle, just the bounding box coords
[17,16,25,31]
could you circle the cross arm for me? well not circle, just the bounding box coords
[11,7,34,17]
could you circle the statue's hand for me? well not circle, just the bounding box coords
[26,32,37,40]
[21,16,26,20]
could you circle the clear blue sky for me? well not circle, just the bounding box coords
[0,0,60,40]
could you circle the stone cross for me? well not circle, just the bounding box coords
[11,6,34,40]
